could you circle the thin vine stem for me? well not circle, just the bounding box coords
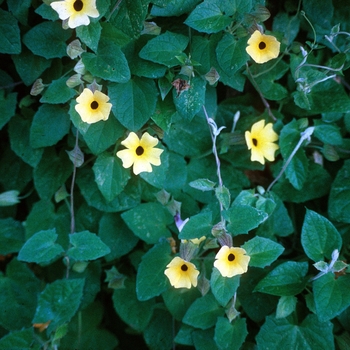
[70,129,80,234]
[246,63,276,121]
[202,105,225,221]
[267,127,314,192]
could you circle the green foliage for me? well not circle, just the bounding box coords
[1,0,350,348]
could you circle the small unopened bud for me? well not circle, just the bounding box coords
[0,190,20,206]
[66,74,83,88]
[87,80,102,93]
[141,21,161,35]
[67,39,85,59]
[74,59,86,75]
[30,79,45,96]
[205,67,220,85]
[66,144,84,167]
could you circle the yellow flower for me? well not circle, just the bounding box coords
[116,132,163,175]
[164,257,199,289]
[75,88,112,124]
[246,30,280,64]
[245,120,279,165]
[50,0,99,29]
[214,246,250,278]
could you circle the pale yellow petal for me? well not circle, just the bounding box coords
[140,132,159,148]
[50,1,72,20]
[121,132,140,149]
[145,148,163,166]
[133,158,153,175]
[116,149,135,169]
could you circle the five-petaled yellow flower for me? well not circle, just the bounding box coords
[246,30,280,64]
[214,246,250,278]
[50,0,99,29]
[164,257,199,289]
[116,132,163,175]
[75,88,112,124]
[245,120,279,165]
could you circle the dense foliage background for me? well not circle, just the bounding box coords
[1,0,350,349]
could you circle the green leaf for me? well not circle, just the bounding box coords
[179,211,212,240]
[40,77,76,104]
[18,229,64,264]
[256,314,334,350]
[238,268,279,322]
[185,2,232,33]
[139,31,189,67]
[279,120,309,190]
[76,168,140,213]
[256,192,294,238]
[313,273,350,322]
[0,91,17,130]
[30,104,71,148]
[189,178,216,191]
[109,0,149,38]
[223,204,268,235]
[293,80,350,113]
[67,231,111,261]
[328,159,350,223]
[12,47,52,86]
[214,317,248,350]
[215,185,231,210]
[93,154,130,202]
[242,236,284,268]
[255,261,309,296]
[0,328,40,350]
[121,202,173,244]
[82,37,130,83]
[183,293,224,330]
[8,115,43,167]
[32,279,85,334]
[144,309,173,350]
[33,148,72,200]
[23,21,72,59]
[216,34,248,76]
[76,21,102,52]
[273,162,331,203]
[0,259,40,331]
[314,120,343,146]
[113,279,155,331]
[173,76,206,121]
[0,9,21,54]
[162,287,200,321]
[301,209,342,262]
[136,240,172,301]
[210,268,240,307]
[276,295,297,319]
[0,218,25,254]
[98,213,138,261]
[151,0,201,17]
[109,77,158,131]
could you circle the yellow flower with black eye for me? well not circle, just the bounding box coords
[75,88,112,124]
[214,246,250,278]
[245,120,279,165]
[246,30,280,64]
[50,0,99,29]
[116,132,163,175]
[164,257,199,289]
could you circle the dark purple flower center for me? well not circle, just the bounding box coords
[73,0,84,12]
[90,101,99,110]
[136,146,144,156]
[252,138,258,146]
[228,253,235,262]
[181,264,188,271]
[259,41,266,50]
